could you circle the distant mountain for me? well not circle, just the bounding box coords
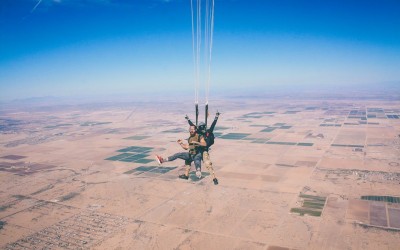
[10,96,60,105]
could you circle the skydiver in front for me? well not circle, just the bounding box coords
[155,125,206,179]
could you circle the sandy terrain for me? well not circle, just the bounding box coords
[0,95,399,249]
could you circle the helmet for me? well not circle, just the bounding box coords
[198,122,206,133]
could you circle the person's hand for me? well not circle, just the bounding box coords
[177,139,183,144]
[185,115,189,120]
[216,111,220,117]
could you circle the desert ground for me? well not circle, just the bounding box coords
[0,94,399,249]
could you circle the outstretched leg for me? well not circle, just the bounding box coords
[156,152,193,180]
[166,152,191,162]
[156,152,190,165]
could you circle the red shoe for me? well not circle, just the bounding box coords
[155,155,164,165]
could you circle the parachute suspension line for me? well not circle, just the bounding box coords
[205,103,208,128]
[190,0,215,127]
[190,0,197,105]
[191,0,201,125]
[196,0,202,126]
[204,0,209,105]
[190,0,199,126]
[206,0,215,105]
[195,97,198,127]
[204,0,208,127]
[196,0,201,105]
[205,0,214,128]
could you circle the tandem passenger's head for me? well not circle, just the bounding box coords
[189,125,197,136]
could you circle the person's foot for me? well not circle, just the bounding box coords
[155,155,164,165]
[178,174,189,180]
[213,178,218,185]
[196,169,202,179]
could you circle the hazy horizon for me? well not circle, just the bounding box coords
[1,0,400,101]
[1,81,399,111]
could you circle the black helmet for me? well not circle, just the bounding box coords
[198,122,206,133]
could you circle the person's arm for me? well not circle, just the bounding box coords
[185,115,195,126]
[208,112,220,132]
[177,139,189,150]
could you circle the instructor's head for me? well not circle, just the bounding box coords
[198,122,206,134]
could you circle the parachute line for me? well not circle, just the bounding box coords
[190,0,215,120]
[31,0,43,13]
[190,0,197,104]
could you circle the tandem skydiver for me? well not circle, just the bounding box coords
[155,125,206,179]
[185,111,220,185]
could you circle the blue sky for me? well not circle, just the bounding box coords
[0,0,399,101]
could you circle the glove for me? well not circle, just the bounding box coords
[216,111,220,117]
[185,115,189,120]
